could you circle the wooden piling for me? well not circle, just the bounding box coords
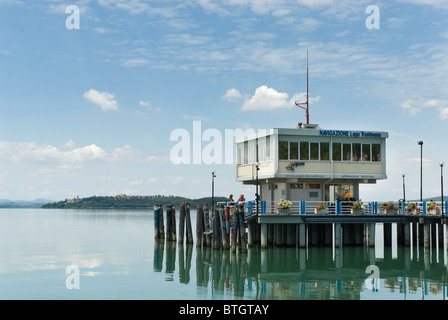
[212,206,221,249]
[203,204,211,247]
[154,204,164,240]
[165,204,176,241]
[184,202,194,244]
[231,207,239,253]
[196,204,204,247]
[219,204,229,249]
[178,203,185,245]
[237,204,247,253]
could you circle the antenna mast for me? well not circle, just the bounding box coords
[295,50,309,124]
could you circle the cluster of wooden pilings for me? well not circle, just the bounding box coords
[154,202,248,253]
[195,203,247,253]
[154,203,193,244]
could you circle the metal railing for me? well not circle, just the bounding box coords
[217,200,448,218]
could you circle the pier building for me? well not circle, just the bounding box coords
[235,123,388,204]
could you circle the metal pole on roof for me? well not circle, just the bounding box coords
[295,50,309,124]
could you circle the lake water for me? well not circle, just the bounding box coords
[1,208,448,300]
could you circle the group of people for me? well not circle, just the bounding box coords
[228,194,245,205]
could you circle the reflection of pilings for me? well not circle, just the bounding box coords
[154,205,164,240]
[196,246,211,287]
[166,204,176,242]
[179,244,193,284]
[179,202,193,245]
[153,239,164,272]
[165,241,176,281]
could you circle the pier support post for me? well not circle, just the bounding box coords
[287,224,295,246]
[335,223,343,248]
[260,223,268,249]
[404,223,411,246]
[368,223,375,247]
[424,222,430,248]
[298,224,306,248]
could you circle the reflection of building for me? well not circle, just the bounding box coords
[235,124,388,202]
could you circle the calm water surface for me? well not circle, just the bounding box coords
[1,209,448,300]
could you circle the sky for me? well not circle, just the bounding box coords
[0,0,447,202]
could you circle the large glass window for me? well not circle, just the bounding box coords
[289,142,298,160]
[372,144,381,162]
[362,144,371,161]
[278,141,288,160]
[343,143,351,161]
[244,141,248,164]
[320,142,329,160]
[352,143,361,161]
[310,143,319,160]
[332,143,341,161]
[300,142,309,160]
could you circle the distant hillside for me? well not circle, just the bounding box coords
[41,195,229,209]
[0,199,53,208]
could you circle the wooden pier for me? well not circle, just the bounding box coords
[154,200,448,252]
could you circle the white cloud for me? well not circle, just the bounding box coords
[400,99,421,117]
[147,178,157,184]
[222,88,242,102]
[121,58,149,68]
[83,89,119,111]
[0,141,106,163]
[240,86,319,111]
[401,98,448,119]
[241,85,292,111]
[0,142,142,164]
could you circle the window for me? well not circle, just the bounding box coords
[320,142,330,160]
[266,136,271,159]
[310,143,319,160]
[332,143,341,161]
[362,144,371,161]
[244,141,248,164]
[289,142,298,160]
[343,143,351,161]
[352,143,361,161]
[278,141,288,160]
[300,142,309,160]
[306,184,321,189]
[290,183,304,189]
[372,144,381,162]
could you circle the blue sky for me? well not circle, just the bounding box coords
[0,0,447,202]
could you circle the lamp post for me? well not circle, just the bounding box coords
[441,162,444,217]
[418,141,423,203]
[255,162,260,216]
[211,170,216,214]
[402,173,406,203]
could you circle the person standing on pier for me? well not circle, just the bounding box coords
[238,194,245,203]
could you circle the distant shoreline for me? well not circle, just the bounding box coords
[40,195,229,210]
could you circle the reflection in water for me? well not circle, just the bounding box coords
[153,239,448,300]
